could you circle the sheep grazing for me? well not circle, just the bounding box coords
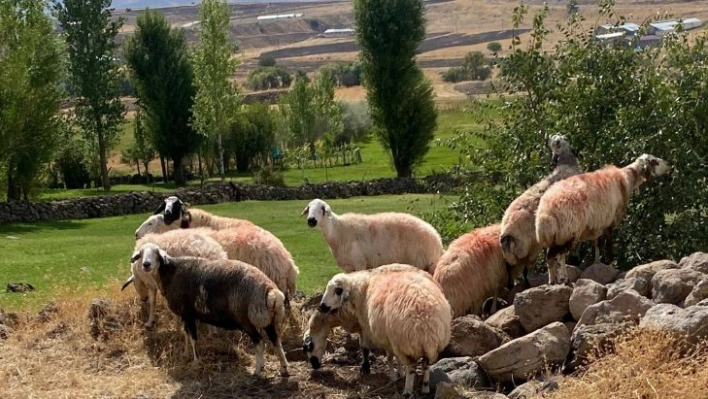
[433,224,509,318]
[302,198,444,273]
[319,264,452,398]
[133,243,290,376]
[499,133,582,288]
[135,214,300,307]
[536,154,672,284]
[121,229,229,328]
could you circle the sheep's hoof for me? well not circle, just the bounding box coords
[144,321,154,329]
[402,392,412,399]
[360,364,371,375]
[280,367,290,377]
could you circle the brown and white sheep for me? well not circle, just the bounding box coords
[135,214,300,306]
[499,134,582,288]
[536,154,672,284]
[319,264,452,398]
[121,229,229,328]
[302,199,443,273]
[433,224,509,318]
[132,243,290,376]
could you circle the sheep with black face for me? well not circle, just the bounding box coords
[131,243,290,377]
[302,199,443,273]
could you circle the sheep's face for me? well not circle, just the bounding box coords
[637,154,671,179]
[302,198,331,228]
[155,196,185,225]
[303,311,331,370]
[547,133,579,164]
[320,274,349,312]
[135,214,175,240]
[130,243,170,273]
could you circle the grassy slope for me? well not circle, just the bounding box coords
[0,193,453,312]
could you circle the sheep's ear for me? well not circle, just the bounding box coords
[158,249,171,265]
[180,211,191,228]
[153,202,166,215]
[130,250,141,263]
[340,289,349,305]
[300,205,309,217]
[121,274,135,291]
[324,204,332,216]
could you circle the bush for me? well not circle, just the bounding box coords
[252,167,285,187]
[258,56,276,67]
[441,51,492,82]
[487,41,502,53]
[56,147,91,189]
[442,4,708,269]
[246,66,293,91]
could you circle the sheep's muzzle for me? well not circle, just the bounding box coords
[309,356,321,370]
[319,303,331,313]
[307,218,317,227]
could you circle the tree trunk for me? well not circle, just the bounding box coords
[160,155,167,183]
[173,156,185,186]
[136,161,141,177]
[6,161,22,201]
[198,148,204,188]
[395,161,412,178]
[236,154,249,173]
[217,133,225,183]
[97,132,111,190]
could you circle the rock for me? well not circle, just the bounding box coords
[625,260,679,282]
[508,376,564,399]
[606,277,650,300]
[580,263,619,285]
[678,252,708,274]
[477,322,570,383]
[697,299,708,307]
[651,268,705,305]
[442,315,509,358]
[514,285,573,333]
[565,266,583,284]
[569,279,607,321]
[429,357,490,391]
[88,298,122,340]
[526,273,549,288]
[570,322,631,366]
[37,302,59,323]
[0,323,13,339]
[577,290,654,327]
[485,306,525,339]
[6,282,35,293]
[639,303,708,344]
[684,279,708,307]
[564,321,576,334]
[434,383,508,399]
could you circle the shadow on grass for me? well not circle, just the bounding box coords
[0,219,87,235]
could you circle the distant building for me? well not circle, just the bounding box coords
[320,28,355,38]
[256,13,303,21]
[648,18,703,36]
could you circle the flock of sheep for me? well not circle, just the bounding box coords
[121,134,672,398]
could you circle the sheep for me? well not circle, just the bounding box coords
[302,199,444,273]
[499,134,582,288]
[433,223,509,318]
[132,243,290,377]
[152,195,184,225]
[319,264,452,398]
[536,153,672,284]
[138,205,257,236]
[135,214,299,307]
[121,229,229,328]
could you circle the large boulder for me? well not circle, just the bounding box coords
[639,303,708,344]
[606,277,650,300]
[678,252,708,274]
[477,322,570,383]
[514,285,573,333]
[580,263,619,285]
[684,279,708,307]
[651,268,705,305]
[485,306,525,339]
[625,260,679,282]
[429,357,490,392]
[577,290,654,327]
[569,279,607,321]
[570,322,632,367]
[442,315,509,358]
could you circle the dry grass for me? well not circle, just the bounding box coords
[540,328,708,399]
[0,284,402,399]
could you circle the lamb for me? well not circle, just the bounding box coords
[433,224,509,318]
[135,214,299,306]
[536,153,672,284]
[121,229,229,328]
[132,243,290,376]
[139,201,257,234]
[499,134,582,288]
[319,264,452,398]
[302,199,444,273]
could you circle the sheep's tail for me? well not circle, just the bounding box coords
[121,274,135,291]
[267,288,287,336]
[500,234,515,255]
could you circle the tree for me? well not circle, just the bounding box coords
[354,0,438,178]
[191,0,240,183]
[226,102,277,173]
[120,110,155,177]
[0,0,66,200]
[487,41,502,54]
[123,9,201,185]
[53,0,125,191]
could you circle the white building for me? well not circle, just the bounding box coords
[321,28,355,38]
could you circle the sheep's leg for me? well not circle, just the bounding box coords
[183,319,198,362]
[422,358,431,394]
[604,228,614,264]
[207,324,217,336]
[145,289,156,328]
[265,323,289,377]
[403,363,416,399]
[386,352,396,381]
[253,338,265,377]
[522,266,530,287]
[593,239,601,264]
[360,347,371,375]
[558,253,571,286]
[546,254,559,285]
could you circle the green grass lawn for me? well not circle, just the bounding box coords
[38,101,494,200]
[0,194,456,312]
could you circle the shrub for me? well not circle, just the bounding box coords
[441,51,491,82]
[246,66,293,91]
[252,166,285,187]
[487,41,502,53]
[258,56,276,67]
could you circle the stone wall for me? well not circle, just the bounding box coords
[0,174,463,225]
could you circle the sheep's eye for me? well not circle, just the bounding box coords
[335,287,343,296]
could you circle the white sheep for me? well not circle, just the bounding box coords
[319,264,452,398]
[132,243,290,376]
[302,199,444,273]
[135,214,299,306]
[121,229,229,328]
[536,154,672,284]
[499,134,582,288]
[433,223,509,318]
